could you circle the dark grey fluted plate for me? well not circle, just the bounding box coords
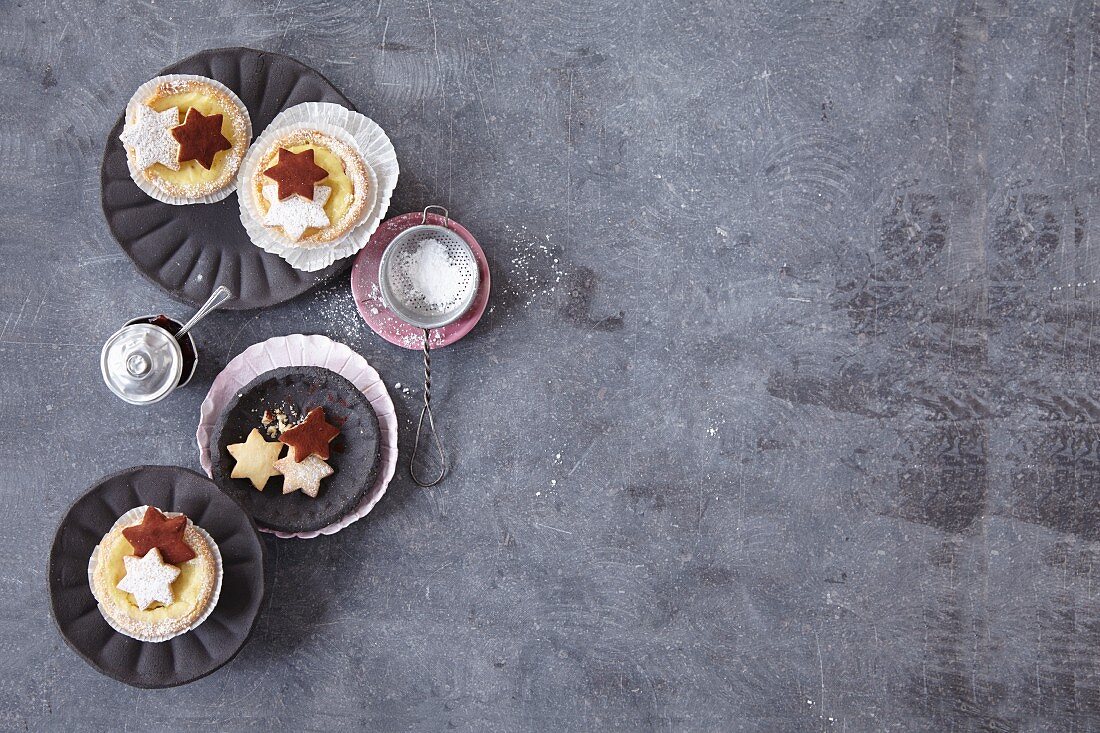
[101,47,355,309]
[209,366,380,533]
[48,465,265,688]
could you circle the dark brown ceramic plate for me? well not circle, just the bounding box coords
[209,366,380,534]
[101,47,356,309]
[48,465,265,688]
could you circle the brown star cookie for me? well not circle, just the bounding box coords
[171,108,232,169]
[121,506,197,565]
[262,147,328,200]
[279,407,340,462]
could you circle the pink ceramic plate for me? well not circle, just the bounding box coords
[351,211,491,349]
[196,334,397,539]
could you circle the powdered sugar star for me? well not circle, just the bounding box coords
[262,183,330,241]
[274,453,334,498]
[116,547,180,610]
[120,104,181,171]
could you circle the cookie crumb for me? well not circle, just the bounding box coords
[263,407,296,438]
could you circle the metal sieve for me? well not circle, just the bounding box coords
[378,212,479,329]
[378,206,481,487]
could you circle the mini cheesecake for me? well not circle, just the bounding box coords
[120,75,251,203]
[249,128,371,245]
[90,506,220,641]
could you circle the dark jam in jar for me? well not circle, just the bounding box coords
[147,315,197,380]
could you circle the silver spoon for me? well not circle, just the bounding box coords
[175,286,233,340]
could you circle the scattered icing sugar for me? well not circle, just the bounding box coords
[307,281,369,343]
[396,330,445,348]
[502,224,566,308]
[397,238,465,309]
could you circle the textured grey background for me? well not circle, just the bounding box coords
[0,0,1097,730]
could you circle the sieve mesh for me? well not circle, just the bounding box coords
[379,224,479,329]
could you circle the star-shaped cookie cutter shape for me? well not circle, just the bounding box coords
[171,107,232,169]
[120,104,181,171]
[274,453,334,498]
[117,547,181,610]
[121,506,196,565]
[262,147,329,200]
[228,428,285,490]
[261,183,331,240]
[279,407,341,462]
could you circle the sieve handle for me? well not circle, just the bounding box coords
[421,205,450,226]
[411,328,447,487]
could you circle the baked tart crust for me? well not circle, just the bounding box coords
[250,128,371,246]
[122,77,250,201]
[91,509,218,640]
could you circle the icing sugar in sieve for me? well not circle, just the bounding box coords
[378,206,481,487]
[379,221,478,329]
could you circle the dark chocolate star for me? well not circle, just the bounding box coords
[263,147,329,201]
[171,108,231,169]
[121,507,196,565]
[279,407,341,462]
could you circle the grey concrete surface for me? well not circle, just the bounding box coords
[1,0,1097,730]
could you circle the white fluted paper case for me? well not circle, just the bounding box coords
[196,334,398,539]
[121,74,252,206]
[87,505,224,643]
[237,102,400,272]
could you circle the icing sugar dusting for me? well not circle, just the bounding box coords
[274,454,334,498]
[120,104,181,171]
[116,547,180,610]
[263,184,331,241]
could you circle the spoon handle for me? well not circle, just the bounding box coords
[175,286,233,340]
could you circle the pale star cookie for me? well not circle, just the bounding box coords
[273,453,334,498]
[120,104,181,171]
[116,547,181,610]
[228,428,285,490]
[262,183,331,241]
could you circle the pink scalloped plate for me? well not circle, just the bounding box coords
[351,212,491,350]
[196,334,397,539]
